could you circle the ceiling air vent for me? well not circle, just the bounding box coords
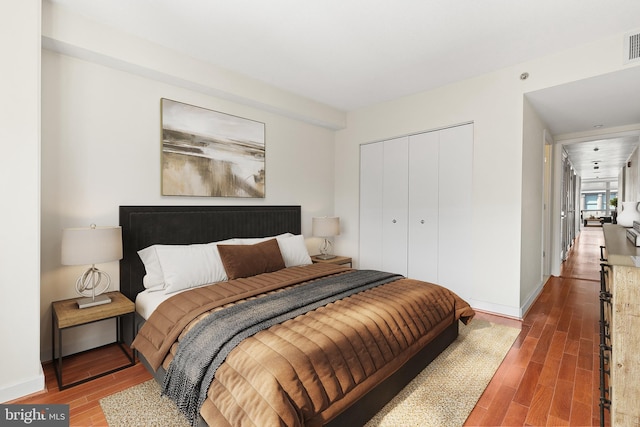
[624,30,640,64]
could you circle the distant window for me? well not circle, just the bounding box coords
[582,191,617,211]
[585,194,598,210]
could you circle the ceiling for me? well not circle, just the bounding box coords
[561,136,639,183]
[47,0,640,180]
[526,66,640,181]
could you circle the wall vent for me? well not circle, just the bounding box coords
[624,30,640,64]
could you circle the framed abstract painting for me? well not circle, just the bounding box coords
[161,98,265,197]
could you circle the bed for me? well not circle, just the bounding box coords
[119,205,474,427]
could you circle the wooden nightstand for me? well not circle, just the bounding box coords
[311,255,352,267]
[51,291,136,390]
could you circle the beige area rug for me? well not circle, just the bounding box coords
[365,319,520,427]
[100,319,519,427]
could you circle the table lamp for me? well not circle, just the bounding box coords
[61,224,123,308]
[312,216,340,259]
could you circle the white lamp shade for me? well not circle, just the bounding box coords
[61,226,123,266]
[312,217,340,237]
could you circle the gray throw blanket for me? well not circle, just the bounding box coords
[162,269,402,425]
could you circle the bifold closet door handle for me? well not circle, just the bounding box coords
[420,220,425,224]
[392,219,397,223]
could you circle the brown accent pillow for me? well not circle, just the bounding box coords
[217,239,286,280]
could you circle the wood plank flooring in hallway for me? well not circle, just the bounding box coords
[465,227,607,426]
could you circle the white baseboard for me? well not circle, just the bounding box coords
[0,366,45,403]
[519,280,546,318]
[468,278,546,321]
[466,298,522,319]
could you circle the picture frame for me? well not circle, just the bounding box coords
[161,98,265,198]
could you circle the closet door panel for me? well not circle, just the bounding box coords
[408,132,439,283]
[438,124,473,298]
[359,142,384,269]
[382,137,409,275]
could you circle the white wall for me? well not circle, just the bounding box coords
[335,32,640,318]
[520,97,547,311]
[39,5,342,361]
[0,0,45,402]
[624,146,640,201]
[39,51,338,360]
[41,0,345,132]
[335,69,524,316]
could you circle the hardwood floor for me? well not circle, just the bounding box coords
[9,345,152,426]
[465,227,607,427]
[11,228,607,426]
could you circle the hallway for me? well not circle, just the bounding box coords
[465,227,606,426]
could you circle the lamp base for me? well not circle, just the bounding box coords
[315,254,337,260]
[77,294,112,309]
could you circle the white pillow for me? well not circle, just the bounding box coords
[233,233,294,245]
[138,245,165,289]
[276,234,312,267]
[137,239,235,293]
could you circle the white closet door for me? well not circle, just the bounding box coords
[408,131,439,283]
[438,124,473,298]
[359,142,384,269]
[382,137,409,275]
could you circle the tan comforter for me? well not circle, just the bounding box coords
[133,263,475,426]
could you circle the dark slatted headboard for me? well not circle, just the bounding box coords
[119,205,301,305]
